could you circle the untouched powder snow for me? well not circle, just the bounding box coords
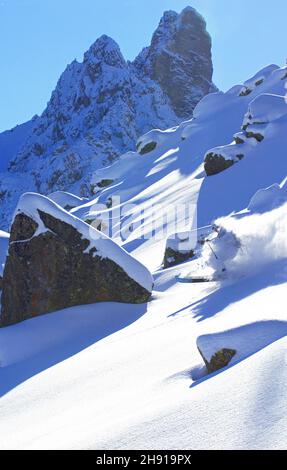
[0,257,286,449]
[197,320,287,366]
[244,93,287,124]
[248,179,287,213]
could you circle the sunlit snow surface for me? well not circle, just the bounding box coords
[0,64,286,449]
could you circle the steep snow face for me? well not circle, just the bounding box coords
[238,64,279,96]
[203,92,287,176]
[248,179,287,213]
[0,7,214,230]
[70,63,287,271]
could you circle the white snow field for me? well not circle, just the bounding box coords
[0,64,286,449]
[47,191,88,210]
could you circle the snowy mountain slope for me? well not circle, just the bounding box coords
[0,6,214,230]
[248,178,287,213]
[71,63,287,270]
[0,61,286,449]
[0,118,38,172]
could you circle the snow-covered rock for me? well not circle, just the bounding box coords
[238,64,279,97]
[203,92,287,176]
[163,236,196,269]
[162,226,211,269]
[0,193,153,326]
[204,150,240,176]
[48,191,88,210]
[197,320,287,373]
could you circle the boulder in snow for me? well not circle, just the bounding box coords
[163,246,195,269]
[162,230,206,268]
[238,65,279,97]
[0,193,153,327]
[198,346,237,373]
[197,321,287,374]
[204,152,235,176]
[137,141,157,156]
[96,179,114,189]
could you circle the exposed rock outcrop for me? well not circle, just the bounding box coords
[163,246,195,269]
[198,347,237,373]
[204,152,235,176]
[0,193,153,327]
[138,141,157,155]
[134,7,214,119]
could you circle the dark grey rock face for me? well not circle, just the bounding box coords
[163,247,195,269]
[204,152,235,176]
[134,7,214,119]
[1,210,151,327]
[198,347,237,373]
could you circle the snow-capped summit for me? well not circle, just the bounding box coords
[0,6,215,229]
[83,35,126,67]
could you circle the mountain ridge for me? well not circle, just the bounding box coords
[0,6,214,230]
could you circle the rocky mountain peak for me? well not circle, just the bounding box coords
[149,10,179,49]
[83,35,125,68]
[179,5,206,24]
[0,6,215,230]
[134,6,213,118]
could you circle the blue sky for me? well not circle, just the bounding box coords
[0,0,286,132]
